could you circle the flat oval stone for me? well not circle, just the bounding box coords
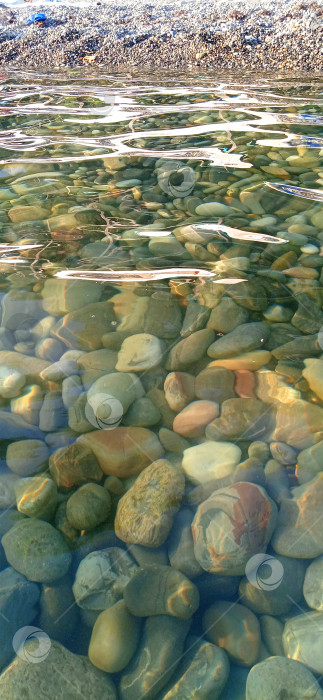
[173,400,219,437]
[164,372,195,412]
[203,600,260,666]
[115,459,185,547]
[271,474,323,558]
[182,441,241,484]
[207,322,269,359]
[192,482,277,575]
[166,329,215,370]
[89,600,140,673]
[195,202,235,216]
[73,547,138,611]
[119,615,190,700]
[124,564,199,619]
[246,656,323,700]
[2,519,71,582]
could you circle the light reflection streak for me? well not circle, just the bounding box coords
[55,268,247,284]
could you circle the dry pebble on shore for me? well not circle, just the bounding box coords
[0,0,322,70]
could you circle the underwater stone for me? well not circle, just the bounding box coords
[164,371,195,412]
[0,639,117,699]
[119,615,190,700]
[271,474,323,558]
[41,278,102,315]
[6,439,49,476]
[273,398,323,449]
[303,358,323,400]
[166,329,215,370]
[239,555,305,615]
[0,366,25,399]
[0,411,43,440]
[161,638,230,700]
[80,427,163,477]
[124,564,199,619]
[115,459,185,547]
[54,301,116,350]
[182,441,241,484]
[66,483,111,531]
[168,508,203,578]
[39,576,79,645]
[207,322,269,359]
[259,616,284,656]
[116,333,165,372]
[291,292,323,334]
[49,442,103,491]
[195,366,236,403]
[14,474,57,521]
[283,612,323,674]
[39,391,67,432]
[303,555,323,611]
[192,482,277,575]
[208,350,272,371]
[73,547,138,612]
[0,566,40,671]
[296,439,323,484]
[206,398,275,442]
[203,600,260,666]
[206,297,249,333]
[122,397,161,426]
[0,351,49,383]
[246,657,323,700]
[173,400,219,437]
[89,600,140,673]
[2,518,71,582]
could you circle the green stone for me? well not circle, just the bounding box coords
[66,483,111,531]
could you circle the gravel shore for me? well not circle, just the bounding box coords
[0,0,322,71]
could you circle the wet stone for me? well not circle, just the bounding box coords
[49,442,103,492]
[271,474,323,558]
[2,518,72,582]
[0,566,40,670]
[166,329,215,370]
[291,292,323,334]
[6,439,49,476]
[246,656,323,700]
[180,299,211,337]
[39,576,79,645]
[182,440,241,484]
[89,600,140,673]
[124,564,199,619]
[73,547,138,613]
[14,474,57,521]
[195,366,236,403]
[116,333,165,372]
[119,615,190,700]
[168,508,203,578]
[207,322,269,359]
[161,638,230,700]
[0,639,117,700]
[206,398,275,442]
[259,616,284,656]
[206,297,249,333]
[173,400,219,437]
[203,600,260,667]
[79,427,163,477]
[164,371,195,412]
[66,483,111,531]
[239,555,306,615]
[303,555,323,611]
[115,459,185,547]
[296,439,323,484]
[54,301,116,350]
[192,482,277,575]
[283,612,323,674]
[122,397,161,426]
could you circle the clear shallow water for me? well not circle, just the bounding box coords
[0,70,322,699]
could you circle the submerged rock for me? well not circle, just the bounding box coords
[192,482,277,575]
[89,600,140,673]
[115,459,185,547]
[246,656,323,700]
[2,519,71,583]
[73,547,138,612]
[0,639,117,699]
[124,564,199,619]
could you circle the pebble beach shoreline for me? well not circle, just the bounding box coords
[0,0,322,71]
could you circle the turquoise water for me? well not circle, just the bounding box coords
[0,70,322,699]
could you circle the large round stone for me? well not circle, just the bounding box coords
[192,482,277,575]
[161,639,229,699]
[2,519,71,582]
[116,333,165,372]
[66,483,111,531]
[246,656,323,700]
[271,473,323,558]
[115,459,185,547]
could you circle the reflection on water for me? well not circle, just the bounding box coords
[0,69,322,699]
